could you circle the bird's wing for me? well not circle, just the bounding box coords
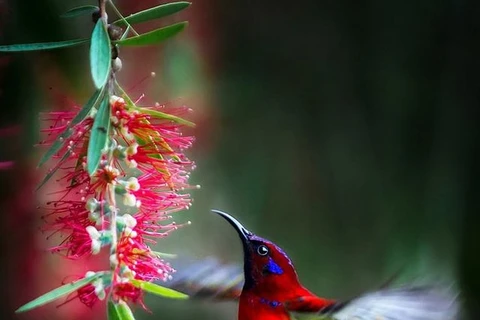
[164,256,244,300]
[164,257,460,319]
[324,286,459,320]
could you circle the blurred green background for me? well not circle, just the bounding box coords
[1,0,479,319]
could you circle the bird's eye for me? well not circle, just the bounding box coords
[257,245,269,256]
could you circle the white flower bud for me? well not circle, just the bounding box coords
[85,198,99,212]
[126,177,140,191]
[126,143,138,156]
[123,214,137,228]
[110,95,124,106]
[96,289,106,300]
[120,126,135,141]
[111,115,119,125]
[86,226,100,240]
[91,239,101,254]
[123,193,137,207]
[126,159,138,168]
[112,57,122,73]
[121,266,136,279]
[110,253,119,267]
[92,278,106,300]
[124,227,137,238]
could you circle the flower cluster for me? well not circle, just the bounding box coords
[40,95,197,307]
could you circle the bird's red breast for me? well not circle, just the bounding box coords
[238,294,291,320]
[238,285,336,320]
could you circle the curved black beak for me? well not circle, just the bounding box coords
[211,210,253,245]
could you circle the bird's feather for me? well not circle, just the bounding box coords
[166,257,243,300]
[165,257,460,320]
[295,286,459,320]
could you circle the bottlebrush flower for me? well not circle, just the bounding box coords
[39,94,196,309]
[10,2,194,318]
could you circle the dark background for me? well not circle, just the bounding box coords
[1,0,479,319]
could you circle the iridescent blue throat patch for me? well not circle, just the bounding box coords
[264,258,284,275]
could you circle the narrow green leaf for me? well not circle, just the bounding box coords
[90,19,111,89]
[38,88,104,168]
[61,5,99,18]
[70,138,89,186]
[36,151,70,190]
[134,107,195,127]
[116,301,135,320]
[16,273,102,313]
[120,25,131,40]
[87,96,111,175]
[115,22,187,47]
[131,280,188,299]
[115,81,136,108]
[108,300,120,320]
[0,39,88,52]
[152,251,178,259]
[113,2,191,26]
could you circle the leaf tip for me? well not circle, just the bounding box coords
[15,306,25,313]
[86,161,98,176]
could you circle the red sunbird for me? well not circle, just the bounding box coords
[167,210,459,320]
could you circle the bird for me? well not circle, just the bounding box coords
[166,210,459,320]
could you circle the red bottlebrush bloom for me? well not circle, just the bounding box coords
[46,200,95,259]
[116,226,174,282]
[38,94,196,309]
[40,109,94,165]
[77,284,99,308]
[112,283,143,307]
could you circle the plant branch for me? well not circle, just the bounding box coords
[98,0,108,22]
[98,0,119,302]
[108,1,139,36]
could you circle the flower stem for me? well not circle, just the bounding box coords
[98,0,120,301]
[98,0,108,23]
[108,182,117,257]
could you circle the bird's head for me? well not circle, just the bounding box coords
[212,210,304,296]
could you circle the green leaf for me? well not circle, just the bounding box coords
[0,39,88,52]
[70,138,89,186]
[87,96,111,175]
[152,251,178,259]
[115,81,137,108]
[38,88,104,168]
[116,301,136,320]
[120,25,131,40]
[108,300,120,320]
[115,22,187,47]
[130,280,188,299]
[36,151,70,190]
[90,19,111,89]
[61,5,99,18]
[134,107,195,127]
[113,2,191,26]
[16,273,102,313]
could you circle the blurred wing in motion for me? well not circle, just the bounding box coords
[323,286,459,320]
[165,257,459,319]
[165,257,244,301]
